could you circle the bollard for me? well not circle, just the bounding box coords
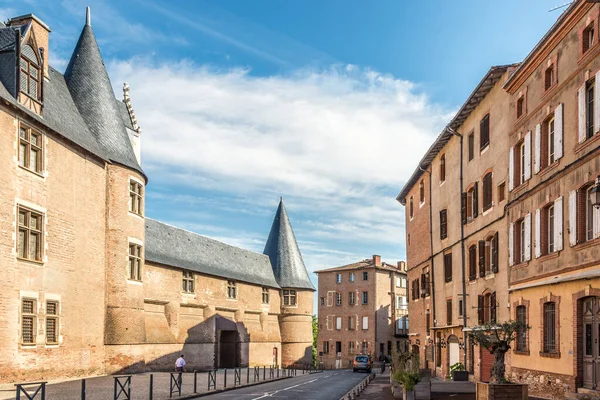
[247,366,250,384]
[224,368,227,388]
[149,374,153,400]
[193,371,198,393]
[81,379,86,400]
[263,366,266,381]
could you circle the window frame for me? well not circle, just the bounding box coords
[516,305,528,353]
[336,292,342,306]
[362,271,368,281]
[468,131,475,161]
[440,154,446,182]
[348,291,355,305]
[419,180,425,204]
[262,288,269,304]
[128,243,143,281]
[516,95,525,119]
[440,209,448,240]
[443,252,452,283]
[19,45,42,102]
[129,180,143,216]
[542,302,557,354]
[18,123,44,174]
[283,289,296,306]
[45,300,59,345]
[482,172,493,211]
[446,300,452,325]
[349,272,355,282]
[182,271,195,293]
[586,79,595,140]
[17,206,43,262]
[480,114,490,150]
[362,291,368,305]
[227,280,237,299]
[21,298,37,345]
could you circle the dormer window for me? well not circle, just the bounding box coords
[20,44,42,102]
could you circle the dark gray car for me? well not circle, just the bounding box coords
[352,355,372,373]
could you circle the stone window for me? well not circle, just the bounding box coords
[516,305,527,352]
[128,244,142,281]
[182,271,194,293]
[336,273,342,283]
[362,291,368,305]
[227,280,237,299]
[21,298,36,345]
[18,124,43,174]
[480,114,490,150]
[542,302,557,354]
[17,206,43,262]
[129,180,143,215]
[336,292,342,306]
[262,288,269,304]
[462,183,478,223]
[478,292,496,324]
[362,271,368,281]
[46,301,59,345]
[458,299,464,317]
[20,44,42,102]
[440,209,447,240]
[440,154,446,182]
[283,289,296,306]
[348,291,355,305]
[443,252,452,283]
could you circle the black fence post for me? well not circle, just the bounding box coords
[81,379,86,400]
[113,376,131,400]
[247,366,250,384]
[193,370,198,393]
[15,382,47,400]
[263,366,266,381]
[224,368,227,388]
[149,374,153,400]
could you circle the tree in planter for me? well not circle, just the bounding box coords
[468,320,529,384]
[391,349,421,392]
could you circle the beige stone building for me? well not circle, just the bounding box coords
[315,256,408,368]
[0,9,314,383]
[398,0,600,397]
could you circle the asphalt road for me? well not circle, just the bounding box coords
[195,369,369,400]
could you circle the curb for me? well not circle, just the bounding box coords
[339,373,375,400]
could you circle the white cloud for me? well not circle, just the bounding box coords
[109,59,451,269]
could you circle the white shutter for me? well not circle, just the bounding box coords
[534,125,541,174]
[555,104,563,160]
[554,196,563,251]
[595,70,600,133]
[336,316,342,330]
[569,190,578,246]
[508,222,514,266]
[534,208,541,258]
[524,131,532,181]
[579,84,587,143]
[509,148,514,191]
[362,316,368,330]
[524,213,532,261]
[594,206,600,239]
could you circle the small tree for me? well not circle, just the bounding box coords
[312,315,318,367]
[468,320,529,384]
[391,347,421,391]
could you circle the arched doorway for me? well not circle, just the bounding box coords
[582,296,600,389]
[448,335,459,368]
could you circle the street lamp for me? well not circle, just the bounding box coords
[590,175,600,208]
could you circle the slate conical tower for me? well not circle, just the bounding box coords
[65,8,147,357]
[264,199,315,366]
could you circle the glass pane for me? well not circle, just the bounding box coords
[47,302,57,315]
[585,324,592,356]
[30,66,39,79]
[18,211,26,226]
[18,230,25,258]
[30,80,38,98]
[46,318,56,342]
[20,128,27,139]
[30,215,38,230]
[22,299,34,314]
[29,233,39,260]
[30,149,38,172]
[19,144,26,166]
[20,71,28,92]
[30,133,38,146]
[22,316,34,343]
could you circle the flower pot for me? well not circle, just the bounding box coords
[452,370,469,381]
[403,387,415,400]
[476,382,528,400]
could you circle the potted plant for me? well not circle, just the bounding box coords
[391,350,421,400]
[469,320,530,400]
[450,362,468,381]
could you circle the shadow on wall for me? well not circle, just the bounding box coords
[113,314,250,374]
[375,304,394,360]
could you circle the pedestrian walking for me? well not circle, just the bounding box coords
[175,354,186,386]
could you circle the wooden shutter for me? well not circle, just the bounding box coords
[508,148,514,191]
[473,182,479,218]
[524,131,532,181]
[555,104,563,160]
[492,232,499,273]
[490,292,497,323]
[509,222,514,266]
[461,192,467,225]
[579,83,587,143]
[478,295,484,325]
[524,213,532,261]
[595,71,600,133]
[534,125,541,174]
[478,240,485,277]
[554,196,563,251]
[534,208,541,258]
[569,190,578,246]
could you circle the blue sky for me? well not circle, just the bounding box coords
[2,0,562,288]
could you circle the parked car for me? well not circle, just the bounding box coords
[353,355,372,373]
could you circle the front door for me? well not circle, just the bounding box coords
[583,297,600,390]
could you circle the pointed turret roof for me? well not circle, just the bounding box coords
[64,8,142,174]
[263,199,315,291]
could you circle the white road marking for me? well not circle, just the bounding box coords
[249,377,324,399]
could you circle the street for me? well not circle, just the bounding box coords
[196,369,368,400]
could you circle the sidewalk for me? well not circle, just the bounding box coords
[359,370,395,400]
[0,367,309,400]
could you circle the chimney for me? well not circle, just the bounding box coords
[8,14,51,78]
[397,261,406,272]
[372,255,381,267]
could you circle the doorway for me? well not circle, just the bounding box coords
[218,330,239,368]
[583,296,600,389]
[448,335,459,368]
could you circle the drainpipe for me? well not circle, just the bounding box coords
[418,165,436,370]
[446,126,468,368]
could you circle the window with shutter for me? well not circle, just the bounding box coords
[478,240,486,277]
[473,182,479,218]
[516,305,527,352]
[468,245,477,281]
[440,209,448,240]
[444,253,452,283]
[468,132,475,161]
[446,300,453,325]
[480,114,490,150]
[440,154,446,182]
[478,295,484,325]
[554,197,563,251]
[543,302,557,353]
[492,232,499,273]
[490,292,496,323]
[19,44,42,102]
[461,192,468,224]
[482,173,493,211]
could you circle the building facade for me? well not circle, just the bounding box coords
[315,256,408,368]
[0,9,314,383]
[397,1,600,397]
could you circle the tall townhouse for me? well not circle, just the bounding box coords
[397,65,516,381]
[0,9,315,383]
[315,256,408,367]
[503,1,600,397]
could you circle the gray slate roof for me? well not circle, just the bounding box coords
[145,218,280,289]
[263,200,315,291]
[64,23,142,174]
